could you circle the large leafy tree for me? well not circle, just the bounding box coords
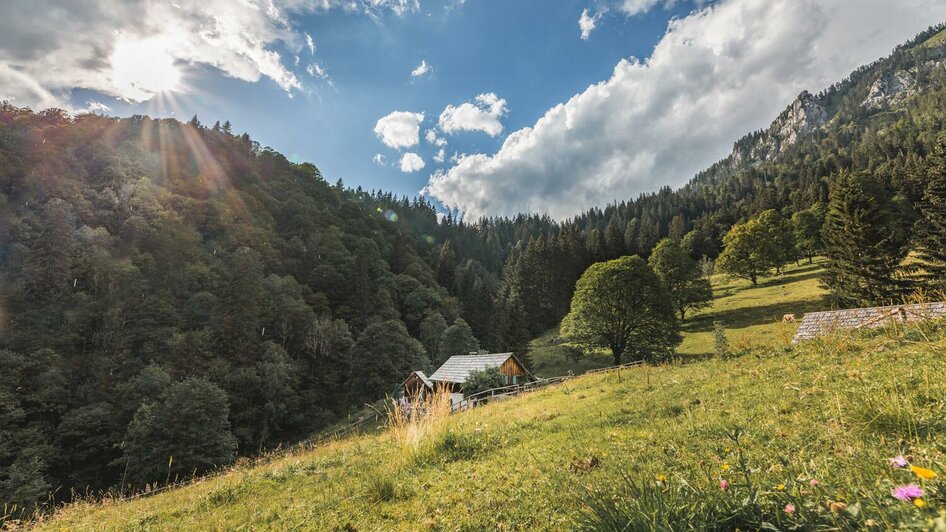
[915,138,946,290]
[791,204,825,264]
[821,170,910,306]
[716,216,775,285]
[648,238,713,321]
[437,318,480,367]
[348,320,428,401]
[120,378,237,486]
[562,256,680,365]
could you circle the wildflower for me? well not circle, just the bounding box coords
[890,455,909,468]
[719,479,729,491]
[829,501,847,513]
[656,474,666,482]
[809,478,819,487]
[776,483,785,491]
[914,498,926,508]
[783,503,795,515]
[865,519,878,527]
[910,465,937,480]
[892,484,924,501]
[721,463,730,471]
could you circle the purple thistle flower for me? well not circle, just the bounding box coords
[889,455,909,468]
[892,484,924,501]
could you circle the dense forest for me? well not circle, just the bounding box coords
[2,24,946,514]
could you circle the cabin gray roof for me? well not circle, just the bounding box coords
[403,370,433,389]
[429,353,515,384]
[793,302,946,343]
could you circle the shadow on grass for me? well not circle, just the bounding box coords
[683,296,828,335]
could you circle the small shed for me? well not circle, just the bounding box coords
[428,352,533,393]
[401,370,434,399]
[792,302,946,343]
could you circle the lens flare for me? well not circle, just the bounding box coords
[111,36,182,101]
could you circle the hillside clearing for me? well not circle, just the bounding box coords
[529,260,828,376]
[35,318,946,530]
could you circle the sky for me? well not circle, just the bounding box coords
[2,0,946,220]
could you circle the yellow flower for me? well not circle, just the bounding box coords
[911,465,937,480]
[776,483,785,491]
[914,498,926,508]
[724,447,731,453]
[722,464,730,471]
[656,474,667,482]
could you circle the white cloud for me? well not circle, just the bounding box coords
[373,153,387,166]
[619,0,665,16]
[425,128,447,146]
[0,0,416,110]
[411,59,431,78]
[306,33,316,54]
[374,111,425,149]
[399,152,426,172]
[438,92,507,136]
[424,0,946,220]
[579,8,603,40]
[83,99,111,114]
[433,148,446,164]
[306,63,333,85]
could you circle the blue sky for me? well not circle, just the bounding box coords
[2,0,945,219]
[66,1,693,199]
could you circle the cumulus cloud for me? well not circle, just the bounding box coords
[399,152,426,172]
[579,8,603,40]
[424,0,946,220]
[0,0,415,110]
[374,111,425,149]
[411,59,431,78]
[425,128,447,146]
[433,148,446,164]
[438,92,507,136]
[373,153,387,166]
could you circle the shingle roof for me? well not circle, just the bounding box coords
[429,353,515,384]
[793,302,946,343]
[403,370,433,389]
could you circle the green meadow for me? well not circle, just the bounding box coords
[33,262,946,531]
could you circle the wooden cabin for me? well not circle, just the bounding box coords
[401,370,433,400]
[427,352,533,394]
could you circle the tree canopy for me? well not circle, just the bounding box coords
[562,256,680,365]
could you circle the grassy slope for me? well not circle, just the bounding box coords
[530,260,828,376]
[38,326,946,530]
[36,264,946,531]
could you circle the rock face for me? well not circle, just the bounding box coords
[862,70,917,110]
[731,91,828,164]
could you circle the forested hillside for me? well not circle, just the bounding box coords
[3,23,946,514]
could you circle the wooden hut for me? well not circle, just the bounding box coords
[427,352,533,393]
[401,370,433,400]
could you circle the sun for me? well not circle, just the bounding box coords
[111,36,182,101]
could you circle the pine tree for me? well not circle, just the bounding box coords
[914,139,946,291]
[822,171,909,306]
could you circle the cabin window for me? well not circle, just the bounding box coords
[512,375,518,385]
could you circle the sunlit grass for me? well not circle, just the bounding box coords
[35,318,946,530]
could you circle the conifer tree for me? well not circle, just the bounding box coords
[915,139,946,291]
[821,171,909,306]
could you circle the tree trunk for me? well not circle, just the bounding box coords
[750,274,757,286]
[610,345,623,366]
[680,308,686,322]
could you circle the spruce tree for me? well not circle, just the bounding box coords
[915,139,946,291]
[821,171,909,306]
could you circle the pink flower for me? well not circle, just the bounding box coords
[809,479,819,487]
[719,479,729,491]
[892,484,924,501]
[784,503,796,515]
[890,455,909,468]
